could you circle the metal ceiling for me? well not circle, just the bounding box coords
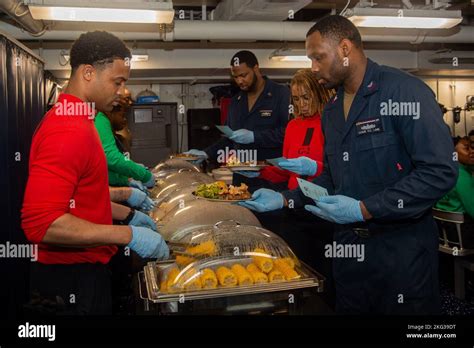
[1,0,473,82]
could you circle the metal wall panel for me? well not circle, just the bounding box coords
[0,34,45,320]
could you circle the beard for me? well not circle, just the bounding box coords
[246,73,259,93]
[320,57,348,89]
[322,79,340,90]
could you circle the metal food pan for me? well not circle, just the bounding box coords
[139,260,324,304]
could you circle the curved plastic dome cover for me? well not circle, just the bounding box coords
[157,200,261,240]
[149,185,198,222]
[173,223,291,254]
[150,172,213,201]
[136,88,158,98]
[152,158,200,180]
[160,224,303,293]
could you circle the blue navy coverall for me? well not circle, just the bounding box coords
[283,59,458,314]
[205,77,290,161]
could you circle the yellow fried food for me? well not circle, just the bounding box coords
[268,270,285,282]
[175,255,195,267]
[216,181,227,188]
[252,248,273,273]
[281,257,296,269]
[246,263,268,284]
[166,268,181,291]
[274,259,300,280]
[160,280,168,293]
[184,277,202,291]
[216,266,237,287]
[216,181,228,194]
[231,264,254,286]
[200,268,218,289]
[185,240,217,256]
[180,268,202,291]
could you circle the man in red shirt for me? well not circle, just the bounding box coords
[21,31,168,315]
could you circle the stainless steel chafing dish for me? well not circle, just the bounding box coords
[155,200,261,240]
[151,158,201,180]
[135,223,325,315]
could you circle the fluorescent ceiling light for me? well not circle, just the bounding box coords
[131,54,149,62]
[270,49,310,63]
[345,8,462,29]
[28,1,174,24]
[272,55,311,62]
[61,53,148,62]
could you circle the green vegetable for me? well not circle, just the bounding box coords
[195,183,220,199]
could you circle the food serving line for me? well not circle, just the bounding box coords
[133,157,331,315]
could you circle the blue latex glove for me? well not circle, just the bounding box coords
[128,226,169,260]
[278,156,317,176]
[229,129,254,144]
[126,188,155,212]
[304,195,364,224]
[238,188,284,213]
[129,179,147,193]
[144,173,156,189]
[234,171,260,178]
[184,149,208,164]
[129,210,157,231]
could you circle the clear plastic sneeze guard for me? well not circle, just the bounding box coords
[151,158,201,180]
[150,171,213,201]
[155,200,261,240]
[141,223,324,303]
[149,185,198,222]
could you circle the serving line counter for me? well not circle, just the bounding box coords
[132,157,331,315]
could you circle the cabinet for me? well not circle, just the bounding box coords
[127,103,178,167]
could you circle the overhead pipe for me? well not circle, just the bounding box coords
[163,21,314,41]
[0,0,47,36]
[0,19,473,44]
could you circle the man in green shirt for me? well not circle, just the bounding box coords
[436,136,474,218]
[94,103,155,189]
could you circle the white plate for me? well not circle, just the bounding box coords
[212,168,233,175]
[192,192,250,202]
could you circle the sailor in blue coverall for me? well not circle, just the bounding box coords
[185,50,290,162]
[239,16,458,314]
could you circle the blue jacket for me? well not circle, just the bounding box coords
[284,58,458,228]
[205,77,290,161]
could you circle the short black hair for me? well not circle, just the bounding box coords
[230,50,259,68]
[306,15,362,48]
[469,129,474,137]
[70,31,131,72]
[453,136,470,146]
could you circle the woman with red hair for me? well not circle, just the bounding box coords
[234,68,334,191]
